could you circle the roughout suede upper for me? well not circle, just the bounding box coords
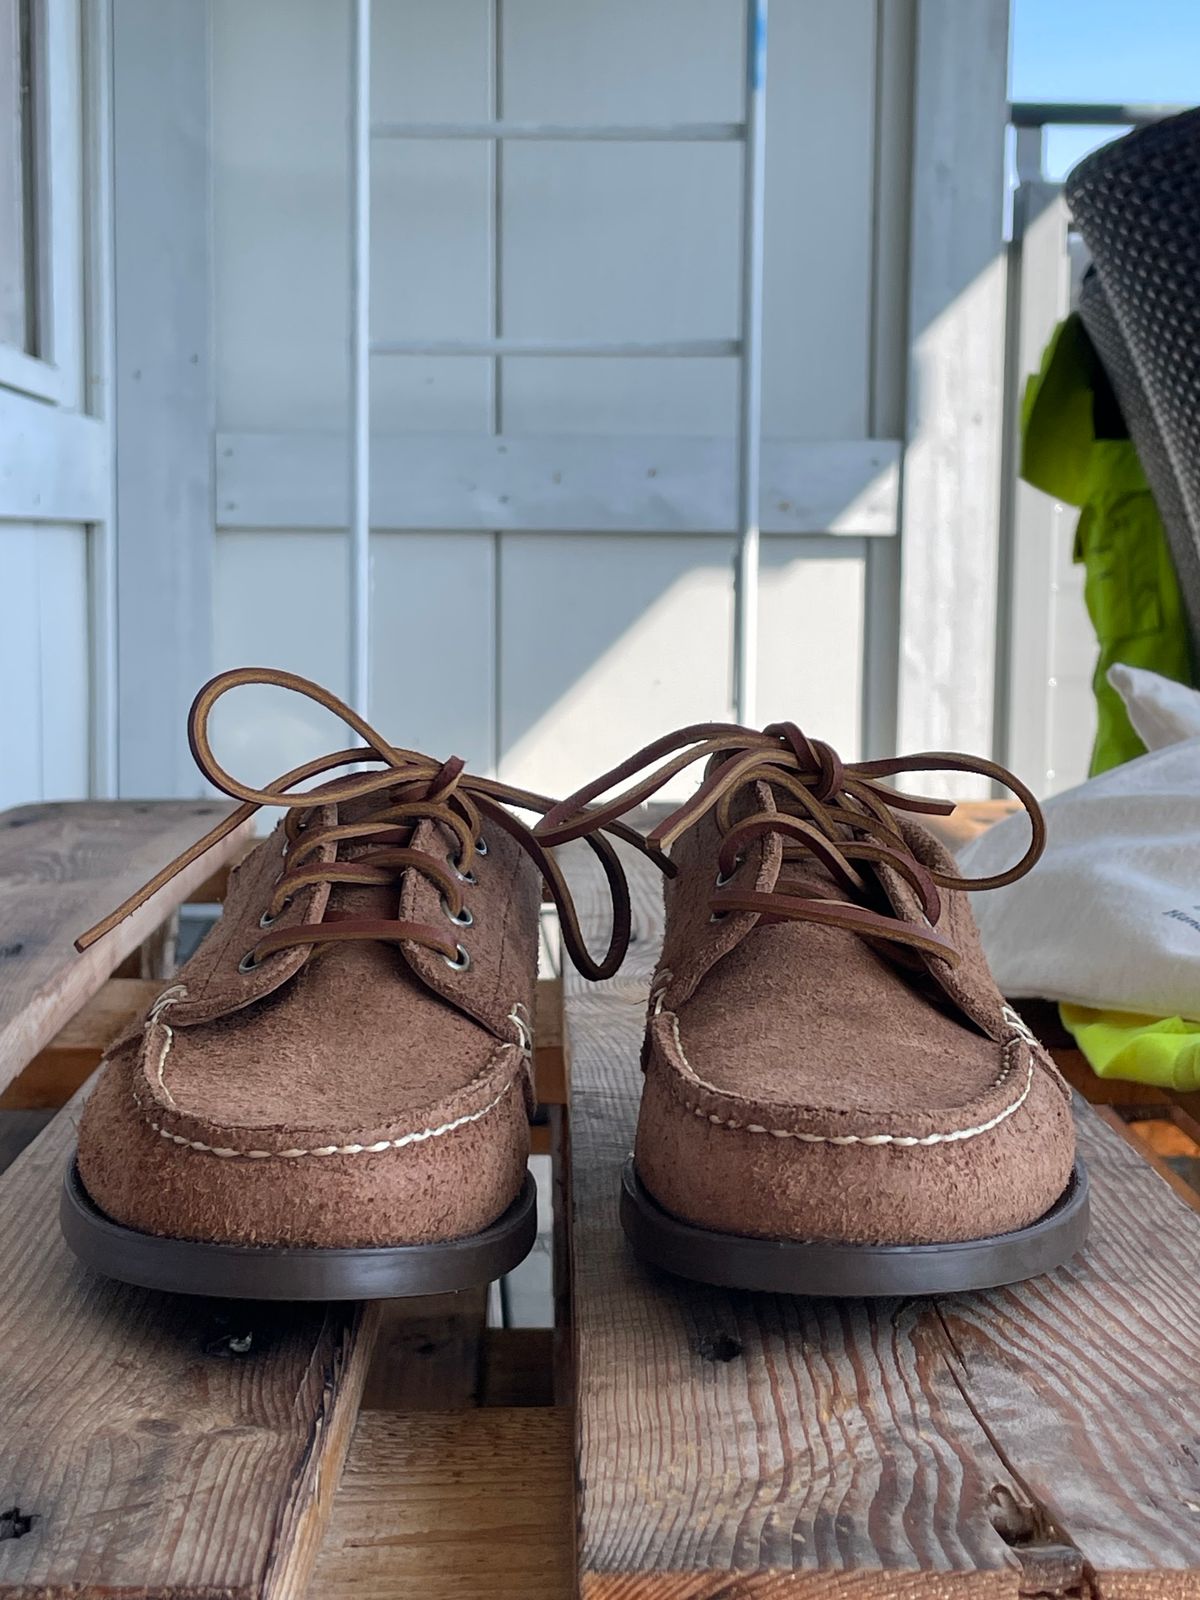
[635,795,1076,1247]
[77,814,541,1250]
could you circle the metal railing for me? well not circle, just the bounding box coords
[1008,99,1192,182]
[1000,99,1192,793]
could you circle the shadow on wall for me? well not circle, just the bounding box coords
[162,0,1015,806]
[207,532,869,802]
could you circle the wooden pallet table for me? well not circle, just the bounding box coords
[567,816,1200,1599]
[0,802,571,1600]
[2,801,1200,1597]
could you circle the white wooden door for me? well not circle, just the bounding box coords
[209,0,901,797]
[0,0,112,808]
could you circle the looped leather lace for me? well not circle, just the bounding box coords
[76,668,654,982]
[537,722,1047,969]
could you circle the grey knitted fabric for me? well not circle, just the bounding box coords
[1067,108,1200,656]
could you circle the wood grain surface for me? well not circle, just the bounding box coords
[563,836,1200,1598]
[309,1408,574,1600]
[0,801,251,1093]
[360,1290,487,1411]
[1,977,161,1109]
[0,1108,54,1173]
[0,1093,378,1599]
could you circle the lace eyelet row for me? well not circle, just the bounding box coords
[709,854,745,921]
[714,855,744,889]
[441,896,474,929]
[239,837,489,977]
[443,834,485,967]
[259,896,293,930]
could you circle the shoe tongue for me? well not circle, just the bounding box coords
[764,786,849,901]
[775,852,840,898]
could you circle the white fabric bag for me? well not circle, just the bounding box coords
[958,669,1200,1017]
[1107,662,1200,749]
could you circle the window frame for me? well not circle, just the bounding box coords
[0,0,83,406]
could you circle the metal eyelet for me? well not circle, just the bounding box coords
[259,895,293,929]
[475,836,489,857]
[709,910,729,924]
[238,950,262,973]
[442,943,471,972]
[453,861,478,885]
[441,895,474,929]
[714,857,743,889]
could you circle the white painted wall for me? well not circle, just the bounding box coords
[0,523,91,808]
[0,0,106,811]
[1002,182,1097,793]
[208,0,888,797]
[0,1,1101,817]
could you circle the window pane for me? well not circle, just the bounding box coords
[0,0,36,354]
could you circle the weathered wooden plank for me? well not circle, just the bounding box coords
[478,1328,556,1408]
[0,1109,54,1174]
[0,977,161,1109]
[0,801,251,1094]
[361,1291,487,1412]
[1093,1107,1200,1215]
[564,839,1200,1596]
[933,1104,1200,1589]
[534,974,568,1107]
[0,1095,378,1599]
[309,1408,574,1600]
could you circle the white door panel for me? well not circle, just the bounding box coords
[0,0,109,806]
[497,532,866,796]
[0,521,90,807]
[763,0,875,440]
[213,528,497,778]
[497,533,734,797]
[36,524,90,798]
[371,531,495,766]
[500,0,741,122]
[210,0,898,793]
[757,537,866,757]
[212,529,352,791]
[0,526,41,807]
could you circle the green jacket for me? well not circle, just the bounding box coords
[1021,313,1194,774]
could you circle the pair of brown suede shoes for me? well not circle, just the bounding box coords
[62,669,1087,1302]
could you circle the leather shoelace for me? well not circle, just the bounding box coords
[76,668,654,982]
[537,721,1047,968]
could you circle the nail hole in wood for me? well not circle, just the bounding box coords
[0,1507,36,1542]
[696,1332,742,1363]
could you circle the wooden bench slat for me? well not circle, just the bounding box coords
[564,836,1200,1595]
[0,978,162,1109]
[0,1095,378,1600]
[0,802,252,1094]
[361,1291,488,1411]
[310,1408,573,1600]
[533,973,568,1106]
[0,1108,54,1174]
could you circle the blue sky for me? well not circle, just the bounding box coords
[1011,0,1200,177]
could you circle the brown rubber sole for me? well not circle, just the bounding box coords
[61,1158,537,1300]
[620,1156,1090,1296]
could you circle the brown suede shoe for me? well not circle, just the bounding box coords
[541,723,1088,1296]
[62,669,640,1300]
